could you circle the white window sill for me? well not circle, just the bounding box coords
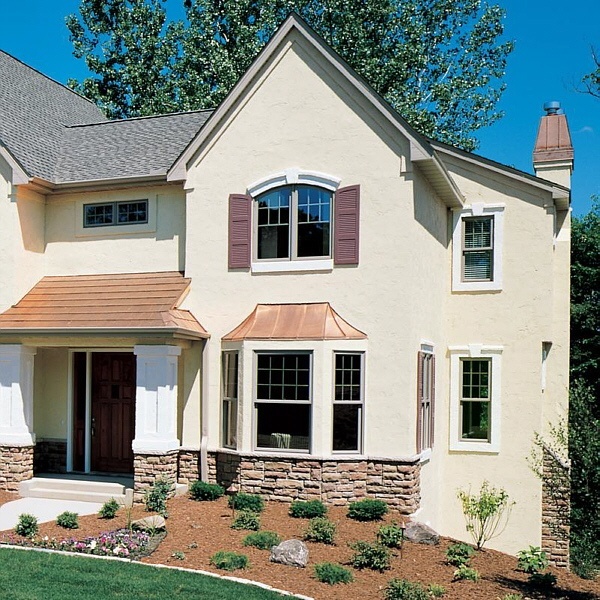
[419,448,432,463]
[452,281,502,292]
[449,440,499,454]
[251,259,333,273]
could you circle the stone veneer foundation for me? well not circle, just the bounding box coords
[134,451,178,502]
[206,450,421,513]
[178,449,201,484]
[34,439,67,474]
[0,445,34,492]
[541,447,570,568]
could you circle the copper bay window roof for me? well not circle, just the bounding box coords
[222,303,367,341]
[0,272,208,338]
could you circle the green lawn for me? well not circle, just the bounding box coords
[0,548,295,600]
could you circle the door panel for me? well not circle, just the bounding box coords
[91,353,135,473]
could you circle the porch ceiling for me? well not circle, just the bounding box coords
[0,272,209,339]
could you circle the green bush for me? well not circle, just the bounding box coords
[347,498,389,521]
[377,522,404,548]
[289,499,327,519]
[383,578,429,600]
[452,565,480,581]
[350,541,391,572]
[445,542,475,567]
[501,595,523,600]
[242,530,281,550]
[529,572,557,588]
[428,584,446,597]
[56,511,79,530]
[171,551,185,560]
[144,477,172,516]
[303,517,336,545]
[516,546,549,574]
[209,550,249,571]
[313,562,353,585]
[15,513,39,538]
[231,509,260,531]
[228,493,264,513]
[189,480,224,501]
[98,498,120,519]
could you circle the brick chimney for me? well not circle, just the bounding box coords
[533,101,574,189]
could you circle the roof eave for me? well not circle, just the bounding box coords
[0,143,31,185]
[0,326,210,340]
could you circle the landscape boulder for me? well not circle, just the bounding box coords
[404,521,440,545]
[269,539,309,568]
[131,515,166,532]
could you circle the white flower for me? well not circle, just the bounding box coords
[88,540,97,550]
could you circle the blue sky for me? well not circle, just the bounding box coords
[2,0,598,215]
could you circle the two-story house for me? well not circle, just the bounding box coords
[0,15,572,561]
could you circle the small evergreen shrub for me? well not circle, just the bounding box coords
[56,511,79,529]
[377,522,405,548]
[452,565,480,581]
[210,550,249,571]
[445,542,475,567]
[228,493,264,513]
[98,498,120,519]
[428,584,446,597]
[383,578,429,600]
[15,513,39,538]
[289,499,327,519]
[516,545,549,574]
[189,480,224,501]
[144,477,172,516]
[171,551,185,560]
[347,498,388,521]
[231,509,260,531]
[313,562,353,585]
[303,517,336,545]
[529,572,557,588]
[350,541,391,572]
[242,530,281,550]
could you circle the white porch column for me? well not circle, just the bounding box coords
[0,345,36,446]
[132,345,181,453]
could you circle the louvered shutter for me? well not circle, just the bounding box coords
[416,351,424,453]
[228,194,252,269]
[334,185,360,265]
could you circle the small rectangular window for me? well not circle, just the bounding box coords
[460,358,491,441]
[417,349,435,453]
[333,352,363,452]
[84,199,148,228]
[462,217,493,281]
[221,352,238,449]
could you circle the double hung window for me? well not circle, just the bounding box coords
[417,348,435,453]
[333,353,364,452]
[460,358,491,441]
[221,352,239,449]
[462,217,493,281]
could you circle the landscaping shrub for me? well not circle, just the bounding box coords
[210,550,249,571]
[98,498,120,519]
[516,545,549,574]
[428,584,446,597]
[56,511,79,530]
[242,531,281,550]
[144,477,171,516]
[384,578,429,600]
[231,510,260,531]
[457,480,513,549]
[14,513,38,538]
[350,541,391,572]
[452,565,480,581]
[347,498,388,521]
[445,542,475,567]
[377,522,404,548]
[529,572,557,588]
[289,499,327,519]
[313,562,353,585]
[189,481,224,501]
[303,517,336,545]
[228,493,264,513]
[171,551,185,560]
[501,595,523,600]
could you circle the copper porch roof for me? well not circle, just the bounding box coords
[0,272,208,338]
[222,303,367,341]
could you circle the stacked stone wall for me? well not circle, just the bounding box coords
[34,439,67,474]
[177,449,200,484]
[133,451,178,502]
[0,445,34,492]
[208,451,420,513]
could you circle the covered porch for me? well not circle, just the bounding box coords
[0,272,208,499]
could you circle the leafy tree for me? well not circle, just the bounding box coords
[67,0,513,150]
[581,47,600,98]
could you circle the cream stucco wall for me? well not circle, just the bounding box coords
[33,347,69,439]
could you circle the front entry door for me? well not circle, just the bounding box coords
[91,353,136,473]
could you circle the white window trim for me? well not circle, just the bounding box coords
[449,344,503,453]
[252,259,333,273]
[452,203,504,292]
[248,167,341,196]
[418,343,435,454]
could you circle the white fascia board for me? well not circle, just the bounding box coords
[0,145,30,185]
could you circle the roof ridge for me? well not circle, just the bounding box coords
[65,108,216,129]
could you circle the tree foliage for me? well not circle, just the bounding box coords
[581,47,600,98]
[67,0,513,150]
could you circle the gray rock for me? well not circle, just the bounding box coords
[404,521,439,545]
[269,539,309,568]
[131,515,166,532]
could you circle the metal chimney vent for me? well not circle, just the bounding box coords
[543,101,561,115]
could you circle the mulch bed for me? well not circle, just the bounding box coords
[1,491,598,600]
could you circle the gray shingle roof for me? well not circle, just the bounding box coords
[0,50,212,184]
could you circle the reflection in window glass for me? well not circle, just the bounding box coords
[257,187,291,259]
[460,359,491,441]
[333,353,363,452]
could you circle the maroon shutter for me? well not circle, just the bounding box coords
[228,194,252,269]
[416,351,424,453]
[430,354,436,448]
[334,185,360,265]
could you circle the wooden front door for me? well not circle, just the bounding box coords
[91,353,135,473]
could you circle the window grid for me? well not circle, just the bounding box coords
[221,352,238,449]
[418,350,435,452]
[334,353,362,402]
[84,199,148,228]
[256,353,311,402]
[333,352,363,453]
[460,358,491,442]
[462,217,493,281]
